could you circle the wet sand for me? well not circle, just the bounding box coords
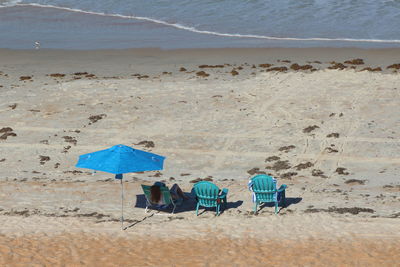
[1,234,399,266]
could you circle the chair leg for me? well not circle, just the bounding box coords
[216,204,220,216]
[196,203,200,216]
[171,203,176,214]
[275,202,278,214]
[282,191,286,208]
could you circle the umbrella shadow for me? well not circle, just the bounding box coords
[135,193,244,215]
[135,192,198,214]
[123,213,154,230]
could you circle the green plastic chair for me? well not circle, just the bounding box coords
[141,184,182,214]
[193,181,228,216]
[250,174,287,214]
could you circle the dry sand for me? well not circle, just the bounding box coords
[0,48,399,266]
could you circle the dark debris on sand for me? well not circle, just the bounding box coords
[9,103,17,110]
[266,160,291,172]
[149,171,162,177]
[88,114,106,124]
[49,73,66,78]
[344,58,364,65]
[305,206,374,215]
[39,155,50,165]
[278,145,296,153]
[231,70,239,76]
[336,167,349,175]
[196,71,210,77]
[62,145,72,153]
[290,63,313,71]
[39,139,49,145]
[62,136,77,146]
[360,67,382,72]
[74,72,89,76]
[135,140,155,148]
[258,64,273,68]
[63,170,88,175]
[312,169,327,178]
[295,162,314,170]
[0,127,14,133]
[266,66,288,72]
[247,167,266,175]
[1,208,116,221]
[328,62,347,70]
[0,127,17,140]
[265,156,280,162]
[325,147,339,153]
[132,74,149,79]
[388,212,400,218]
[345,179,366,185]
[303,125,320,133]
[280,172,297,179]
[19,76,32,81]
[387,63,400,70]
[327,133,340,138]
[198,65,224,68]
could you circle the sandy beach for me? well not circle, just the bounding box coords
[0,48,399,266]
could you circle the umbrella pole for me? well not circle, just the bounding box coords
[121,178,124,230]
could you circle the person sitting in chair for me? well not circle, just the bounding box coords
[150,181,188,206]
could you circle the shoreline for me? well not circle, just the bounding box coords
[1,47,399,79]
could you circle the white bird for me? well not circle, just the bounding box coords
[34,41,40,49]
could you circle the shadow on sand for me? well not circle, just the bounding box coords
[196,200,243,216]
[134,193,243,215]
[257,197,302,213]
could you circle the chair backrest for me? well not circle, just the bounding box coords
[193,181,220,208]
[251,175,277,202]
[141,184,172,205]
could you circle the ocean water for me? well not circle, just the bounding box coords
[0,0,400,49]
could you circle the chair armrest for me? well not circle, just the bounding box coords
[218,188,229,198]
[277,184,287,192]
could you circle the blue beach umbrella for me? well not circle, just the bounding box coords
[76,144,165,228]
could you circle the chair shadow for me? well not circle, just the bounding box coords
[191,200,243,216]
[285,197,302,208]
[258,197,303,212]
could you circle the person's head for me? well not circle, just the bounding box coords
[150,185,161,203]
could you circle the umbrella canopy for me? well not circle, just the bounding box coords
[75,144,165,229]
[75,144,165,174]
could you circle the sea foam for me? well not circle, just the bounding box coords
[2,3,400,44]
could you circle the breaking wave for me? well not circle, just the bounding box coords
[2,3,400,44]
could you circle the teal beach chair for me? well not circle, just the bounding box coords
[193,181,228,216]
[249,174,287,214]
[141,184,182,214]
